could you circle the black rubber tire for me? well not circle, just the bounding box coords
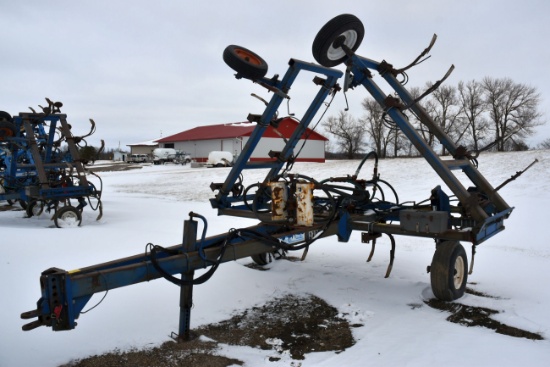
[223,45,268,80]
[312,14,365,67]
[0,121,16,141]
[430,241,468,301]
[0,111,12,121]
[54,206,82,228]
[251,252,270,266]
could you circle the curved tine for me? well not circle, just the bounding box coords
[96,200,103,221]
[396,34,438,73]
[384,233,396,278]
[366,238,376,262]
[469,244,476,275]
[300,245,309,261]
[402,64,455,111]
[79,119,96,139]
[97,139,105,155]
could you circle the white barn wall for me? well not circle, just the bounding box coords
[247,137,325,161]
[128,145,157,155]
[161,139,245,161]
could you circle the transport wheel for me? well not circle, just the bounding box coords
[0,111,12,121]
[251,252,270,266]
[0,121,16,141]
[430,241,468,301]
[223,45,268,80]
[54,206,82,228]
[26,200,44,217]
[312,14,365,67]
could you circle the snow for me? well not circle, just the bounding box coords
[1,150,550,367]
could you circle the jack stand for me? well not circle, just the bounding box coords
[177,218,198,341]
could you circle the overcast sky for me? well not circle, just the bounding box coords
[1,0,549,150]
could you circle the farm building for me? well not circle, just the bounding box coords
[155,117,328,163]
[126,139,159,155]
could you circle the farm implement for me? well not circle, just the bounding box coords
[0,98,103,227]
[22,14,523,339]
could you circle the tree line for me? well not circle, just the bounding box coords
[323,76,545,158]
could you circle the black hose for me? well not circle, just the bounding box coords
[147,235,231,286]
[354,151,378,179]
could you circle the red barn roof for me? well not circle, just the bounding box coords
[156,117,328,143]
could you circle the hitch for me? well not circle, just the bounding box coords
[21,268,76,331]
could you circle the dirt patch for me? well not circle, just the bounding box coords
[59,339,241,367]
[60,293,355,366]
[86,163,144,173]
[197,293,355,360]
[0,202,23,212]
[424,289,544,341]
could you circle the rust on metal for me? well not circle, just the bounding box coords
[269,181,288,221]
[296,181,314,226]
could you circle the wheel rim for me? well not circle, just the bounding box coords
[234,48,263,65]
[327,30,358,61]
[453,256,465,289]
[58,210,80,227]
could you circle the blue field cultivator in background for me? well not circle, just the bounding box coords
[0,98,103,227]
[21,14,534,339]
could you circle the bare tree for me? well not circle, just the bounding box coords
[406,86,435,151]
[361,98,388,157]
[424,83,466,155]
[457,80,489,151]
[538,138,550,150]
[322,110,366,158]
[361,98,407,157]
[482,77,543,151]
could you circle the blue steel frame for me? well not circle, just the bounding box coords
[342,53,511,240]
[211,59,343,210]
[1,112,99,203]
[21,37,513,336]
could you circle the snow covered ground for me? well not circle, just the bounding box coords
[1,150,550,366]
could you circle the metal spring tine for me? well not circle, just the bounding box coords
[384,234,396,278]
[469,244,476,275]
[96,200,103,221]
[366,238,376,262]
[300,245,309,261]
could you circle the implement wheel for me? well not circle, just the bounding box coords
[54,206,82,228]
[223,45,268,80]
[430,241,468,301]
[251,252,270,266]
[0,111,12,121]
[0,120,16,141]
[312,14,364,67]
